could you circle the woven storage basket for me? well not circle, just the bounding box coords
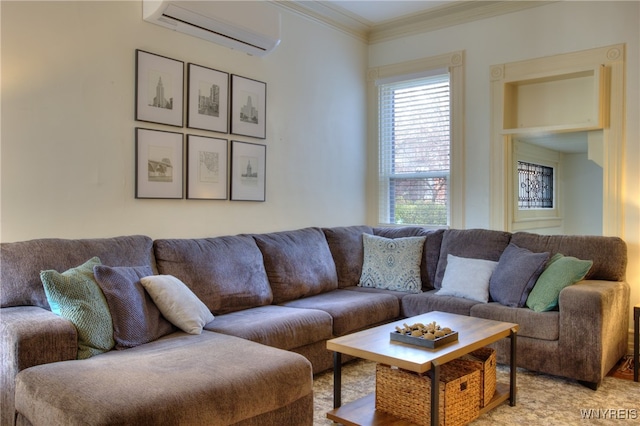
[375,362,481,426]
[456,347,496,408]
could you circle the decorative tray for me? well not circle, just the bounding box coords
[390,322,458,349]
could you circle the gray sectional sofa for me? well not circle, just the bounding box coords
[0,226,630,425]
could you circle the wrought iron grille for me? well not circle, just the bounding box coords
[518,161,553,209]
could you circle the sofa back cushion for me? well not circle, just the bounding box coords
[253,227,338,304]
[374,227,445,291]
[510,232,626,281]
[153,236,273,315]
[323,226,374,288]
[434,229,512,289]
[1,235,155,309]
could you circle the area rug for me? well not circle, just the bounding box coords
[313,359,639,425]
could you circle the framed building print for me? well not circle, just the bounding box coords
[186,135,228,200]
[230,140,266,201]
[187,63,229,133]
[135,128,183,199]
[135,50,184,127]
[230,75,266,139]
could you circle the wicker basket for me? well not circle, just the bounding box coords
[375,362,481,426]
[456,347,497,408]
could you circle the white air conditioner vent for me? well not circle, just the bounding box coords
[143,1,281,57]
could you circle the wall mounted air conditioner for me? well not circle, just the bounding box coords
[142,1,281,57]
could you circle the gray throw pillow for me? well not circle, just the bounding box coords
[93,265,175,349]
[489,243,550,308]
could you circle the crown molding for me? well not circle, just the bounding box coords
[369,1,554,44]
[273,1,556,45]
[272,1,370,42]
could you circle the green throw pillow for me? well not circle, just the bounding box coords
[40,257,115,359]
[526,253,593,312]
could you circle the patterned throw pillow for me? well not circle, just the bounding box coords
[358,234,426,293]
[40,257,114,359]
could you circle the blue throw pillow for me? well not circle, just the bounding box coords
[489,243,550,308]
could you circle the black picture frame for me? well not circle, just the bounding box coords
[187,63,229,133]
[135,128,184,199]
[230,75,266,139]
[230,140,266,201]
[186,135,228,200]
[135,50,184,127]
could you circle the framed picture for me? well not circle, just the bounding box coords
[230,140,266,201]
[187,64,229,133]
[135,128,183,199]
[135,50,184,127]
[230,75,266,139]
[186,135,228,200]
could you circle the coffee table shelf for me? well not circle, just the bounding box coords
[326,312,518,426]
[328,383,510,426]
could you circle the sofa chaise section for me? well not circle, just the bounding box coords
[1,235,157,426]
[15,332,313,426]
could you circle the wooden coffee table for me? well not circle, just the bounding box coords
[326,311,519,426]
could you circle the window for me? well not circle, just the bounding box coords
[517,161,554,209]
[377,72,450,226]
[511,139,561,230]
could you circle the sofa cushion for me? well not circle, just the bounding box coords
[15,332,313,426]
[509,232,625,281]
[526,254,593,312]
[374,227,445,290]
[323,225,374,288]
[489,243,550,308]
[401,289,481,317]
[140,275,214,335]
[1,235,155,309]
[359,234,425,293]
[470,302,560,341]
[434,229,511,289]
[254,228,338,304]
[40,257,114,359]
[153,236,273,314]
[281,289,399,336]
[93,265,175,349]
[204,305,333,350]
[436,254,498,303]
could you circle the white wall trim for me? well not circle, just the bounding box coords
[489,44,626,237]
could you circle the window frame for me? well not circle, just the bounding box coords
[367,51,465,228]
[511,138,563,230]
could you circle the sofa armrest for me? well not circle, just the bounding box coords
[1,306,77,426]
[558,279,630,384]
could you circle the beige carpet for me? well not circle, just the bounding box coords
[313,359,639,425]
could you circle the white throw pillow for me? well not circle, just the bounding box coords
[436,254,498,303]
[140,275,214,334]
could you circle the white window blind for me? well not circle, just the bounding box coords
[378,72,450,226]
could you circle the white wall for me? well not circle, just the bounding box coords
[369,0,640,334]
[563,152,603,236]
[0,0,368,241]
